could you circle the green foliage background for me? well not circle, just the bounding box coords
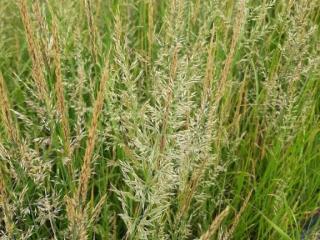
[0,0,319,239]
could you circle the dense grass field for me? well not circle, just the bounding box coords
[0,0,319,239]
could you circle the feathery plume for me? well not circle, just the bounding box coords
[200,23,216,112]
[18,0,49,104]
[0,170,14,238]
[192,0,201,25]
[52,18,71,157]
[84,0,99,64]
[148,0,154,59]
[32,0,49,67]
[200,206,230,240]
[0,73,19,143]
[215,0,246,105]
[77,59,109,204]
[222,190,253,240]
[157,46,179,168]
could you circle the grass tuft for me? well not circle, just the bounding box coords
[0,0,319,239]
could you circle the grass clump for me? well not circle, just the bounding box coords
[0,0,319,239]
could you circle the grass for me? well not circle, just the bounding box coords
[0,0,319,239]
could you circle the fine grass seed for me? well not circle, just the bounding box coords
[0,0,319,239]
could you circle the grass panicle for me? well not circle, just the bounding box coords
[0,0,319,239]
